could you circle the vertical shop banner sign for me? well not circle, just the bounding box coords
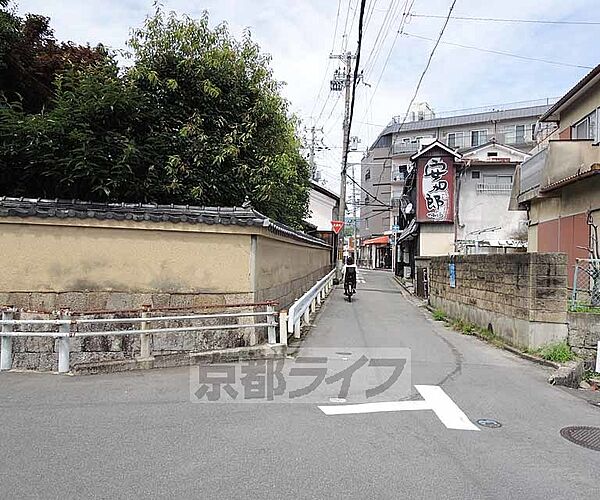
[417,156,455,223]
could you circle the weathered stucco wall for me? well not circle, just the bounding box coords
[0,216,331,313]
[254,235,330,308]
[0,200,333,371]
[0,218,252,295]
[429,253,569,349]
[419,224,454,256]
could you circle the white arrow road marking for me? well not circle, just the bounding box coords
[318,385,480,431]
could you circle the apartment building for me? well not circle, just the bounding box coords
[511,64,600,285]
[360,100,556,254]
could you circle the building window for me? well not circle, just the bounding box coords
[446,131,463,148]
[471,129,488,147]
[531,123,536,140]
[573,109,598,141]
[365,169,371,181]
[447,132,456,148]
[471,171,481,179]
[487,152,498,157]
[515,124,525,143]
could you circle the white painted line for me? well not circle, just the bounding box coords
[319,400,430,415]
[414,385,480,431]
[318,385,480,431]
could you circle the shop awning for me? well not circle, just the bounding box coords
[363,235,389,246]
[397,219,418,243]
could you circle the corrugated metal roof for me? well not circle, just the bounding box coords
[0,197,330,248]
[380,104,552,136]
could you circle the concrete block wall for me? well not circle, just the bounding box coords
[429,253,569,349]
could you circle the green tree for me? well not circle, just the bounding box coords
[0,7,310,226]
[0,1,106,112]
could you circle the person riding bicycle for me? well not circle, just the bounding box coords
[343,256,357,296]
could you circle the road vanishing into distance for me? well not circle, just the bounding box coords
[1,270,599,499]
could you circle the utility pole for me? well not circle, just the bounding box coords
[330,51,356,279]
[351,163,358,262]
[308,125,316,177]
[304,125,325,183]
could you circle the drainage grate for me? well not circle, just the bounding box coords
[476,418,502,429]
[560,426,600,451]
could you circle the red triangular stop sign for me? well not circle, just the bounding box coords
[331,220,344,234]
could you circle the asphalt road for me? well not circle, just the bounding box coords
[1,269,599,499]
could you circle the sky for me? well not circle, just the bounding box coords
[14,0,600,192]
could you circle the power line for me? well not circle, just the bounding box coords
[309,0,343,120]
[363,0,413,205]
[368,0,456,227]
[344,0,368,174]
[347,173,391,207]
[403,32,594,70]
[394,0,458,131]
[360,0,414,125]
[362,0,403,76]
[363,0,380,32]
[408,13,600,25]
[341,0,356,50]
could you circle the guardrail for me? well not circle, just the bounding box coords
[284,269,336,342]
[0,303,279,373]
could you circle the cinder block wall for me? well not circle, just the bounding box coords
[429,253,569,349]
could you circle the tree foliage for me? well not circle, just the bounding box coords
[0,1,106,112]
[0,5,310,226]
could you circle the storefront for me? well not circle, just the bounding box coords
[362,235,391,269]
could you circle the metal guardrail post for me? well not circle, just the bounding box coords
[139,305,152,360]
[1,309,14,371]
[57,312,71,374]
[267,305,276,344]
[303,306,310,326]
[596,341,600,374]
[279,311,288,345]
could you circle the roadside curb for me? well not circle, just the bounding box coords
[422,304,588,387]
[72,343,287,376]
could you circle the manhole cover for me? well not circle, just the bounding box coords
[476,418,502,428]
[560,426,600,451]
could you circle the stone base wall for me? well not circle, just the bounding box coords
[9,307,264,372]
[568,312,600,360]
[429,253,569,349]
[255,265,330,309]
[0,290,255,313]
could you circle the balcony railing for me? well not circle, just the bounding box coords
[391,142,419,155]
[476,183,513,193]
